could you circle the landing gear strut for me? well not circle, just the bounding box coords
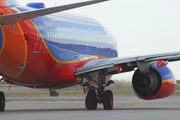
[85,69,113,110]
[0,91,5,112]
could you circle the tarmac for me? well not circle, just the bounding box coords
[1,96,180,120]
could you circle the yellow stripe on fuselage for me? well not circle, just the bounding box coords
[15,22,28,78]
[0,8,27,78]
[162,78,176,84]
[0,25,5,56]
[30,20,107,64]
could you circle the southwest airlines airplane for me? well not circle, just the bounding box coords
[0,0,179,111]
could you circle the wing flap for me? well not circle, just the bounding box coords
[138,52,180,62]
[0,0,109,25]
[75,52,180,76]
[75,57,137,75]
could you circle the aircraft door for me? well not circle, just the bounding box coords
[33,19,43,54]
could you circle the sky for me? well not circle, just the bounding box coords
[17,0,180,81]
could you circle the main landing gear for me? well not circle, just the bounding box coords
[85,69,114,110]
[0,91,5,112]
[85,89,113,110]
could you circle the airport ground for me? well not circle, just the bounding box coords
[1,96,180,120]
[1,81,180,120]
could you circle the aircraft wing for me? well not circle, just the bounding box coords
[75,52,180,76]
[0,0,109,25]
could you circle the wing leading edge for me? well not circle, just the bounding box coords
[75,52,180,76]
[0,0,109,25]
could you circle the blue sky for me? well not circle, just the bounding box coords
[18,0,180,80]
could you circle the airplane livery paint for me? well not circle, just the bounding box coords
[0,4,117,88]
[0,0,177,111]
[16,6,118,60]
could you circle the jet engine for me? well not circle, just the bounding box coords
[132,63,176,100]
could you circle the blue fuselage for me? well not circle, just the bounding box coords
[16,6,118,61]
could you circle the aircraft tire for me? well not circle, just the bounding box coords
[85,90,97,110]
[103,90,113,110]
[0,91,5,112]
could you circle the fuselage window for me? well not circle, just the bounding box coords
[54,32,56,38]
[46,31,116,45]
[68,33,70,40]
[58,32,60,39]
[47,31,49,38]
[50,32,52,38]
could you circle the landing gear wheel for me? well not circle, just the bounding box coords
[0,92,5,112]
[85,90,97,110]
[103,90,113,110]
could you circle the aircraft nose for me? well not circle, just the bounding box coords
[0,27,3,51]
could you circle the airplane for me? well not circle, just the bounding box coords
[0,0,179,111]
